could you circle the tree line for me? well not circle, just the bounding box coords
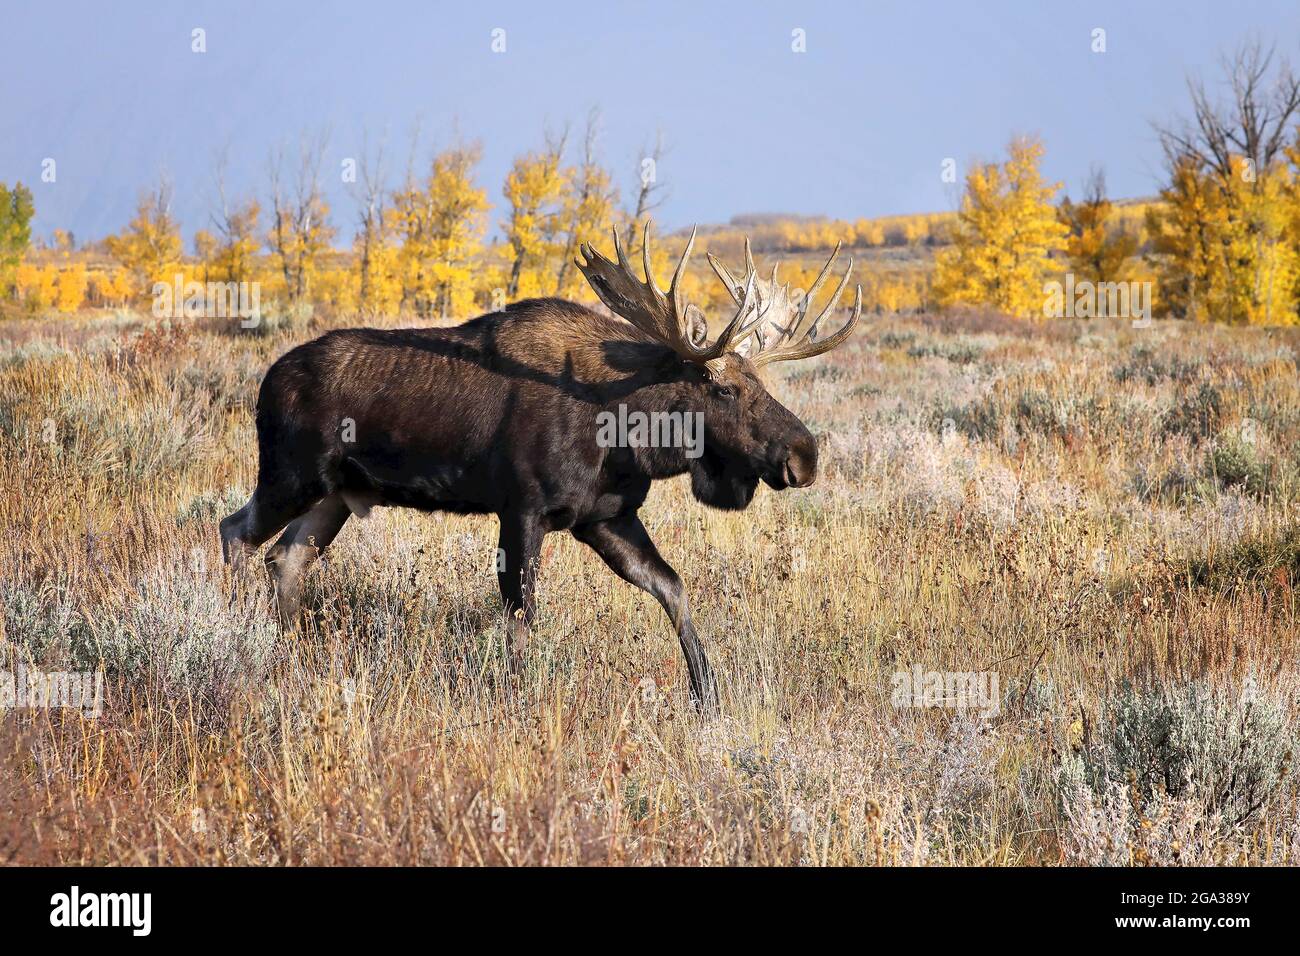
[4,42,1300,326]
[936,42,1300,324]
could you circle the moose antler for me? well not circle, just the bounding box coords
[577,222,861,367]
[576,223,761,362]
[707,240,862,366]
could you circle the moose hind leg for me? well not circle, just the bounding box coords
[496,512,544,670]
[265,494,352,629]
[572,513,719,713]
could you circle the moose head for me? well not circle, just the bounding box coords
[576,225,862,509]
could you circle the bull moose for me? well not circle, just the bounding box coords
[220,225,861,710]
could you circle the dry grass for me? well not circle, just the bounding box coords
[1,307,1298,866]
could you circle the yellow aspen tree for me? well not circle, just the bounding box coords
[1152,43,1300,323]
[267,136,335,304]
[388,195,427,314]
[351,228,402,317]
[426,144,491,318]
[207,150,263,291]
[87,271,115,308]
[1284,139,1300,321]
[54,263,87,313]
[392,141,490,319]
[555,165,617,298]
[105,178,183,298]
[1220,156,1298,325]
[1150,155,1296,326]
[85,269,133,308]
[555,114,619,298]
[313,259,359,314]
[193,229,218,283]
[1057,169,1137,304]
[855,220,886,246]
[900,219,925,246]
[503,136,567,299]
[349,140,392,316]
[364,241,404,316]
[16,263,57,312]
[1144,157,1230,322]
[934,136,1067,318]
[212,199,262,287]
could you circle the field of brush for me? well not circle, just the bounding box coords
[1,306,1298,865]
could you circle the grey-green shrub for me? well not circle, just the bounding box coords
[1060,678,1294,830]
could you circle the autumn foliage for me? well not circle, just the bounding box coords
[7,45,1300,327]
[933,136,1068,318]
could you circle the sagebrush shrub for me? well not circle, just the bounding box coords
[1163,383,1222,441]
[1060,679,1294,832]
[1112,344,1199,386]
[1208,432,1273,496]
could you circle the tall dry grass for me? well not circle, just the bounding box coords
[1,307,1298,865]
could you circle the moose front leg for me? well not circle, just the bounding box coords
[496,511,544,669]
[572,513,719,713]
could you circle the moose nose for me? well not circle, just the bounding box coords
[784,444,817,488]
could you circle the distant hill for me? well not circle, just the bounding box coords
[727,213,829,227]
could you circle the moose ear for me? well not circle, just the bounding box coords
[684,308,709,348]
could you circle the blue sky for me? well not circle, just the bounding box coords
[2,0,1296,245]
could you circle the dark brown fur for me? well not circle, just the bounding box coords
[221,297,818,710]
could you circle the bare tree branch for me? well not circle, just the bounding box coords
[1157,39,1300,181]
